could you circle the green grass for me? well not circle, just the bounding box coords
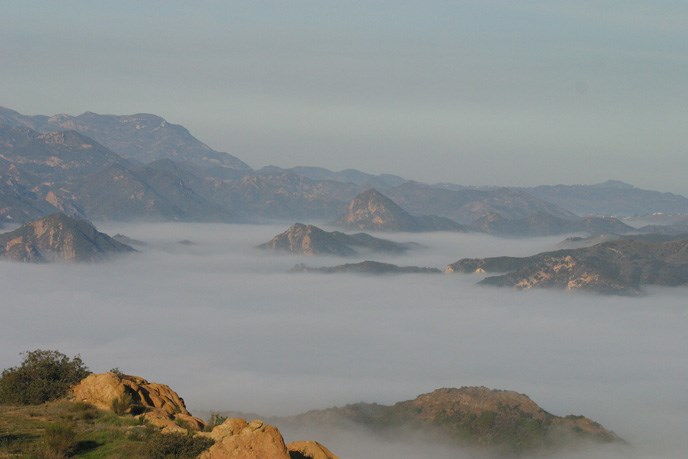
[0,400,211,458]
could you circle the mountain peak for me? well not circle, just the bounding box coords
[0,213,135,262]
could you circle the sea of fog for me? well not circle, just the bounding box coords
[1,223,686,458]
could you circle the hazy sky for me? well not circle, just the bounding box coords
[2,1,687,193]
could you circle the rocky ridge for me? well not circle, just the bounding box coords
[291,260,441,274]
[284,386,620,456]
[446,239,688,294]
[70,371,338,459]
[0,213,135,262]
[258,223,415,256]
[336,189,466,232]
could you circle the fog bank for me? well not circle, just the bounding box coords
[0,223,686,458]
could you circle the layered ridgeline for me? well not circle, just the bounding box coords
[279,387,621,456]
[0,106,250,175]
[0,213,134,262]
[524,180,688,216]
[468,212,634,237]
[291,260,441,274]
[446,239,688,295]
[258,223,417,256]
[336,189,467,232]
[3,105,688,234]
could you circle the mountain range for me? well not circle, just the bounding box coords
[2,106,688,237]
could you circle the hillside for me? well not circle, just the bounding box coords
[525,181,688,216]
[446,239,688,294]
[0,106,250,175]
[258,223,415,256]
[0,213,135,262]
[336,189,466,232]
[282,387,621,456]
[290,260,441,274]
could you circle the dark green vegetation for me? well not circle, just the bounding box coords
[0,214,135,262]
[291,260,441,274]
[258,223,418,256]
[0,401,213,459]
[0,350,90,406]
[448,238,688,294]
[282,387,621,456]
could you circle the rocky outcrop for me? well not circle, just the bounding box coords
[0,213,135,262]
[287,440,339,459]
[291,260,441,274]
[336,189,466,232]
[198,418,341,459]
[447,239,688,294]
[69,372,337,457]
[71,372,205,432]
[258,223,415,256]
[286,386,620,455]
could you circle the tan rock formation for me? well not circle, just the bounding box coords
[287,440,340,459]
[198,418,290,459]
[71,372,205,431]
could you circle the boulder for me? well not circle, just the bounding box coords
[288,440,340,459]
[198,418,290,459]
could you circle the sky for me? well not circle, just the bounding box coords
[0,223,686,457]
[1,1,687,194]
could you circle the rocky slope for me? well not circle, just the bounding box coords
[0,106,250,175]
[446,239,688,294]
[283,387,620,456]
[336,189,466,232]
[258,223,415,256]
[0,213,135,262]
[72,372,206,433]
[290,260,441,274]
[70,371,338,459]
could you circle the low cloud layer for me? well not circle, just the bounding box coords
[1,223,686,457]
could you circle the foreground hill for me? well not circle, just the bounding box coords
[281,387,621,456]
[446,239,688,294]
[0,213,135,262]
[336,189,467,232]
[258,223,416,256]
[1,369,337,459]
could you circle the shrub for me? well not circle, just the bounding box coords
[205,413,227,431]
[0,349,91,405]
[143,432,214,459]
[111,392,134,416]
[43,422,77,458]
